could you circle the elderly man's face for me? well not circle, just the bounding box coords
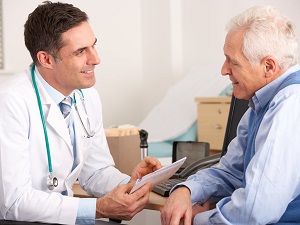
[221,30,267,100]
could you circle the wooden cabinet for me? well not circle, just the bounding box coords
[195,97,231,155]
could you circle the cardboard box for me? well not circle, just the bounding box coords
[106,128,141,175]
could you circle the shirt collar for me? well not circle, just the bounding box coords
[251,64,300,111]
[34,67,72,105]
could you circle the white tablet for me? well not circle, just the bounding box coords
[129,157,186,194]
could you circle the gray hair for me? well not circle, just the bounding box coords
[226,5,299,69]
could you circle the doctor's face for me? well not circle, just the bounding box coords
[51,21,100,96]
[221,29,266,100]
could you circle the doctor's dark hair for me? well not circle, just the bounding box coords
[24,1,89,66]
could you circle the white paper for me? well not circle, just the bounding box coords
[129,157,186,194]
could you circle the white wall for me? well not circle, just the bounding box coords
[1,0,300,127]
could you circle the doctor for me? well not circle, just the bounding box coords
[0,2,161,225]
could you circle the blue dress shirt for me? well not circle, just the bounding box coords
[174,64,300,224]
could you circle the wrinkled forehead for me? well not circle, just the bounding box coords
[224,30,245,55]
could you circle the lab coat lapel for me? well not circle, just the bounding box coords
[47,104,73,149]
[64,117,85,194]
[36,80,73,152]
[66,98,91,179]
[72,97,89,163]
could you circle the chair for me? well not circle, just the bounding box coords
[152,95,249,196]
[221,95,249,156]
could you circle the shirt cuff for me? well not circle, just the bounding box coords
[76,198,96,225]
[194,209,217,225]
[120,177,130,184]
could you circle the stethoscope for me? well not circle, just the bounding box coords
[31,64,95,190]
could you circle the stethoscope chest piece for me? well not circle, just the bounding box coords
[47,173,58,190]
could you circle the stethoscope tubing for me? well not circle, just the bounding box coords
[31,64,94,190]
[31,64,54,173]
[73,90,94,138]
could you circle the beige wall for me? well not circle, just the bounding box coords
[1,0,300,127]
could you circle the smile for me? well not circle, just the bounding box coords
[81,70,93,74]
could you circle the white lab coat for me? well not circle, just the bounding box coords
[0,67,129,224]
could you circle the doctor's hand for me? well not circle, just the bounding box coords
[160,186,192,225]
[129,156,162,183]
[96,181,152,220]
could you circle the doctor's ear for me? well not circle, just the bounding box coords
[36,51,56,69]
[262,57,277,78]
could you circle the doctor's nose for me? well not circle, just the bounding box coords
[87,48,101,66]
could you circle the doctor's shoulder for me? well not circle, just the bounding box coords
[0,70,33,97]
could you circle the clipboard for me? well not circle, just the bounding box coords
[129,157,186,194]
